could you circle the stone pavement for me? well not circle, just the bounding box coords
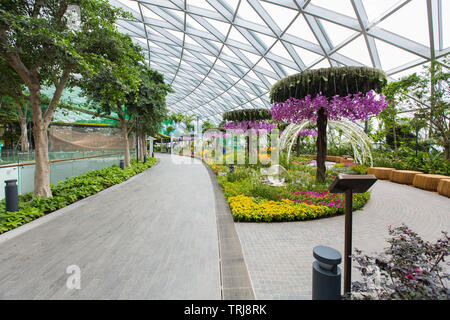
[235,180,450,299]
[0,154,222,299]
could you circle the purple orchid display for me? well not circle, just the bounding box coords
[271,90,388,124]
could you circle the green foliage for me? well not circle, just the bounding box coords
[270,66,387,103]
[0,157,157,234]
[226,170,250,183]
[223,108,272,122]
[372,148,449,175]
[248,184,281,201]
[126,65,173,137]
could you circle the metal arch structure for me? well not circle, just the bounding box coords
[109,0,449,123]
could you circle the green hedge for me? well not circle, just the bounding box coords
[0,158,158,234]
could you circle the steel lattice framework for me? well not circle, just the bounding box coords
[110,0,449,122]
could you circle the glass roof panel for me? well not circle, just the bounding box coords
[110,0,448,122]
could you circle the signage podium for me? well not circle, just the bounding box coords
[329,173,377,296]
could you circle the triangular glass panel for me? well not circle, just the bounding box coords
[269,40,292,60]
[310,0,357,19]
[376,0,430,47]
[259,1,298,31]
[203,17,230,37]
[236,0,267,28]
[140,4,164,21]
[334,35,373,66]
[252,32,277,51]
[292,45,323,66]
[186,14,210,34]
[319,19,357,48]
[442,0,449,49]
[374,38,422,72]
[284,14,319,45]
[361,0,402,23]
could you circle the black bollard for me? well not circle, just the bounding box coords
[144,155,147,164]
[119,160,124,170]
[5,179,19,212]
[312,245,342,300]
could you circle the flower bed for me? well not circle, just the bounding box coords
[206,158,371,222]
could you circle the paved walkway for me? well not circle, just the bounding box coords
[235,180,450,299]
[0,154,223,299]
[0,153,448,300]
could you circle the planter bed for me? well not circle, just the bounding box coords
[412,173,449,192]
[367,167,396,180]
[389,170,423,185]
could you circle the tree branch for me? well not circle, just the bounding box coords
[43,65,72,127]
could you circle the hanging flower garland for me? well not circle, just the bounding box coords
[271,90,388,124]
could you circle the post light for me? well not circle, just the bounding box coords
[329,173,377,296]
[5,179,19,212]
[312,245,342,300]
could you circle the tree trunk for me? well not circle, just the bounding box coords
[316,108,328,182]
[120,118,130,168]
[139,132,145,161]
[28,87,52,198]
[296,135,301,157]
[19,117,29,152]
[392,122,398,160]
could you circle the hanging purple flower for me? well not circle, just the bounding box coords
[298,129,318,137]
[271,90,388,123]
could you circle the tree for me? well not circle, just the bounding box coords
[80,33,144,168]
[201,121,215,133]
[0,0,131,197]
[386,58,449,160]
[125,65,172,162]
[270,67,387,182]
[0,57,30,151]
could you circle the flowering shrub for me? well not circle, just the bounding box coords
[207,158,371,223]
[351,224,449,300]
[228,195,335,222]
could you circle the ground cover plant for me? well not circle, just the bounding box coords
[0,158,157,234]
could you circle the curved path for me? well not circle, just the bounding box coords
[235,179,450,299]
[0,154,250,299]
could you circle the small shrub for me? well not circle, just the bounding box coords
[350,224,449,300]
[249,184,281,201]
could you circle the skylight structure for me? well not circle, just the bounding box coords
[110,0,449,122]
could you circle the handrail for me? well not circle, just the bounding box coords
[0,152,124,169]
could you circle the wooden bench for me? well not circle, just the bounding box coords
[437,179,450,197]
[412,174,449,191]
[389,170,422,185]
[367,167,396,180]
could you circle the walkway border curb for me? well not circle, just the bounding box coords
[200,158,256,300]
[0,159,160,245]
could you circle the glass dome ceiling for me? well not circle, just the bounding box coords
[110,0,449,122]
